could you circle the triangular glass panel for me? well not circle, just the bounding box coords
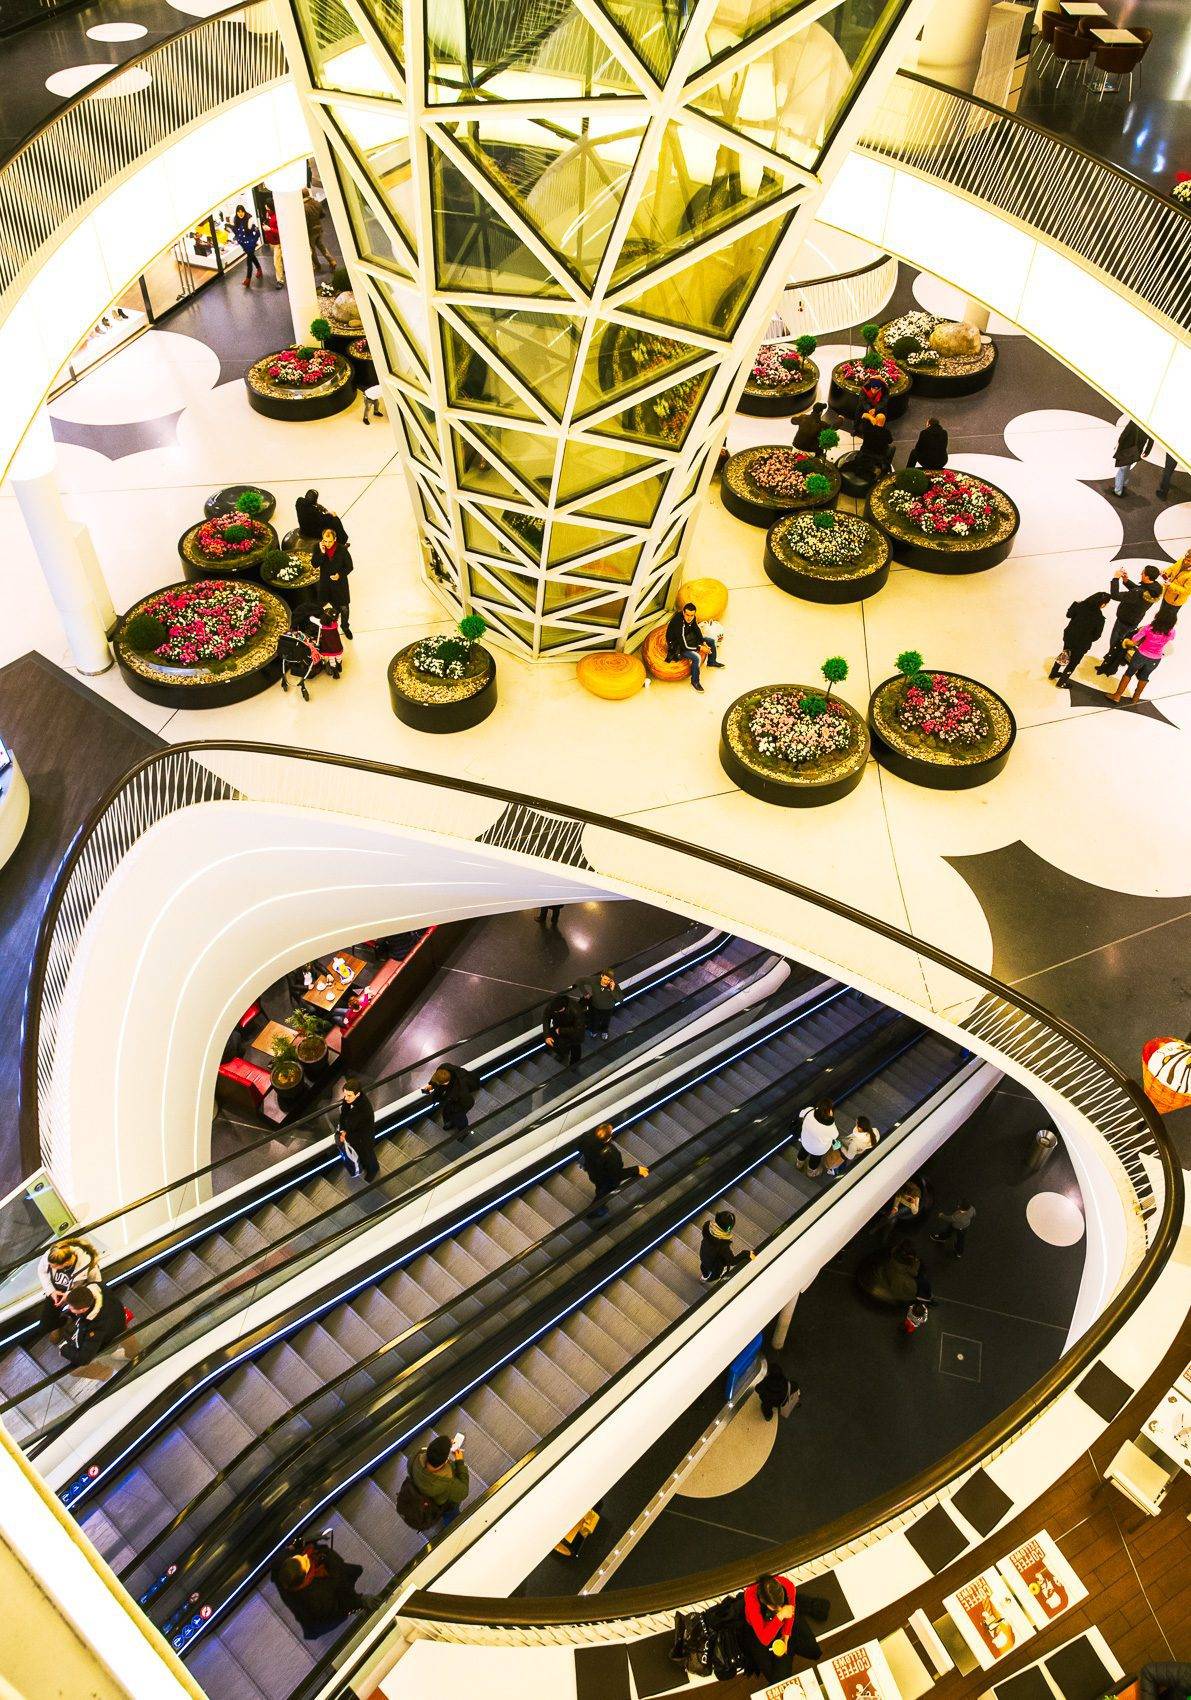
[369,0,406,70]
[462,508,522,561]
[597,0,694,83]
[294,0,394,97]
[689,25,861,171]
[546,519,635,568]
[557,542,643,584]
[393,398,439,470]
[618,210,793,338]
[456,304,581,419]
[427,138,569,298]
[573,470,668,526]
[468,421,558,499]
[440,321,539,423]
[440,118,647,290]
[610,114,788,287]
[574,318,705,420]
[493,612,537,650]
[452,430,526,502]
[673,448,710,507]
[472,560,536,609]
[592,365,714,449]
[369,278,429,384]
[686,0,823,76]
[325,105,418,255]
[468,563,518,606]
[556,438,660,505]
[330,161,416,277]
[542,581,627,625]
[425,0,639,105]
[493,507,546,563]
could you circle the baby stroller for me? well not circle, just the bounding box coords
[278,627,325,701]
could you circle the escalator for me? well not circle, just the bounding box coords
[2,927,776,1453]
[79,990,973,1700]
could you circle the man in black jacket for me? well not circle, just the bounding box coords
[1097,565,1163,674]
[58,1281,125,1366]
[665,602,724,694]
[295,489,348,544]
[422,1063,476,1135]
[272,1534,376,1639]
[337,1078,378,1180]
[906,417,948,470]
[699,1209,756,1282]
[577,1122,649,1220]
[1113,419,1154,496]
[543,992,586,1066]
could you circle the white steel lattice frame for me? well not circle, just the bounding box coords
[274,0,931,659]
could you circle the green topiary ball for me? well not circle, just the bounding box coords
[795,334,818,357]
[896,648,924,679]
[890,334,922,360]
[822,656,849,685]
[459,612,487,642]
[805,473,831,497]
[310,317,331,343]
[222,523,251,542]
[237,489,265,516]
[812,511,836,530]
[817,427,839,450]
[861,323,879,345]
[123,612,168,653]
[801,693,827,718]
[331,265,351,292]
[896,469,930,495]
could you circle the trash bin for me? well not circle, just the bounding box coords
[1026,1128,1059,1174]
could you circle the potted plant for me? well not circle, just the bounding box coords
[719,672,870,807]
[114,578,290,708]
[203,485,277,523]
[261,546,318,599]
[179,508,279,580]
[829,321,912,418]
[245,344,356,420]
[291,1009,331,1075]
[310,316,332,348]
[387,612,499,732]
[874,309,997,395]
[867,647,1016,790]
[741,333,820,416]
[721,445,842,527]
[764,507,892,604]
[270,1035,305,1104]
[868,466,1020,573]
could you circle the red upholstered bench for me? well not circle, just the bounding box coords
[216,1057,272,1118]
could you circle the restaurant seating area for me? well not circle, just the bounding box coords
[1034,1,1152,99]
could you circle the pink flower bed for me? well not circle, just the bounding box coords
[266,347,338,387]
[194,511,270,560]
[749,448,824,499]
[750,344,807,388]
[837,354,902,385]
[887,470,996,538]
[143,582,266,666]
[898,674,989,748]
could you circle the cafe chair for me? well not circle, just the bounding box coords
[1103,1438,1173,1516]
[1090,31,1148,99]
[1034,7,1061,74]
[1051,24,1094,90]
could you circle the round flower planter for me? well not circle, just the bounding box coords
[720,447,841,528]
[829,356,911,419]
[719,684,870,807]
[868,671,1016,790]
[765,512,891,604]
[245,348,356,420]
[203,485,277,523]
[387,641,497,732]
[323,293,365,352]
[867,471,1019,574]
[114,579,289,708]
[875,313,998,398]
[260,550,320,607]
[739,356,819,417]
[178,516,279,582]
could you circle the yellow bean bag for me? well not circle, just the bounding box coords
[577,651,646,700]
[677,577,728,623]
[642,623,691,682]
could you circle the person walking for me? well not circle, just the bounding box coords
[543,991,585,1066]
[1156,453,1179,502]
[36,1237,102,1334]
[577,1122,649,1220]
[1111,603,1178,703]
[303,186,335,271]
[272,1532,376,1637]
[337,1078,378,1181]
[1050,591,1111,685]
[699,1209,756,1282]
[792,400,827,453]
[296,489,347,545]
[1112,419,1154,497]
[262,206,285,289]
[906,417,948,470]
[230,204,264,287]
[756,1357,800,1421]
[901,1297,930,1336]
[57,1280,126,1366]
[665,601,724,694]
[1097,566,1163,674]
[931,1199,976,1257]
[422,1063,476,1136]
[403,1433,469,1526]
[536,904,562,925]
[584,969,622,1038]
[794,1100,835,1178]
[314,526,353,639]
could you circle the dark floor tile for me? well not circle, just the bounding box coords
[1062,678,1176,728]
[1075,1362,1133,1423]
[802,1567,854,1629]
[574,1643,631,1700]
[950,1468,1014,1537]
[994,1665,1055,1700]
[51,410,182,461]
[1043,1633,1117,1700]
[627,1629,689,1696]
[905,1503,970,1575]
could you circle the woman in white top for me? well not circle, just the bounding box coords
[795,1100,835,1178]
[837,1116,880,1164]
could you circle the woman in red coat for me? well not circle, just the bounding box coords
[744,1573,824,1678]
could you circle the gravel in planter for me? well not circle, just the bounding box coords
[767,510,890,587]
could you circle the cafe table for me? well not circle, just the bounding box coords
[303,953,366,1011]
[997,1531,1087,1630]
[1090,27,1141,41]
[250,1019,298,1058]
[1142,1387,1191,1473]
[1058,3,1106,13]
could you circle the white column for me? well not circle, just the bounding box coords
[916,0,997,92]
[771,1293,799,1350]
[270,164,320,348]
[11,419,112,674]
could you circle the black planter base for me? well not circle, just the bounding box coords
[764,542,889,605]
[115,654,281,709]
[868,721,1013,789]
[388,648,498,733]
[901,345,998,397]
[720,450,841,528]
[718,729,866,806]
[738,375,817,416]
[204,486,277,522]
[868,523,1018,575]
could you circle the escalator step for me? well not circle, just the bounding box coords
[465,1385,537,1463]
[188,1632,272,1700]
[215,1590,316,1698]
[177,1391,257,1470]
[488,1363,568,1434]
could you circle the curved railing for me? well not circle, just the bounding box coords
[773,253,900,340]
[20,742,1181,1677]
[857,69,1191,335]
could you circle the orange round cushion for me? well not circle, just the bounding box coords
[577,651,646,700]
[642,624,691,682]
[676,577,728,623]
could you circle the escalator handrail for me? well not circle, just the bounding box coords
[1,925,718,1291]
[128,990,879,1611]
[5,943,774,1441]
[181,1018,938,1654]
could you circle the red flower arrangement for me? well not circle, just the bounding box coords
[194,511,270,560]
[265,347,338,387]
[837,354,902,385]
[887,470,995,538]
[140,582,266,666]
[750,344,806,388]
[898,674,989,747]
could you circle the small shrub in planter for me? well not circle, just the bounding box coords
[237,489,266,516]
[822,655,849,697]
[805,473,832,498]
[897,469,931,496]
[413,613,489,680]
[292,1009,330,1067]
[124,612,169,652]
[795,334,818,357]
[818,428,839,452]
[310,316,331,346]
[331,265,351,292]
